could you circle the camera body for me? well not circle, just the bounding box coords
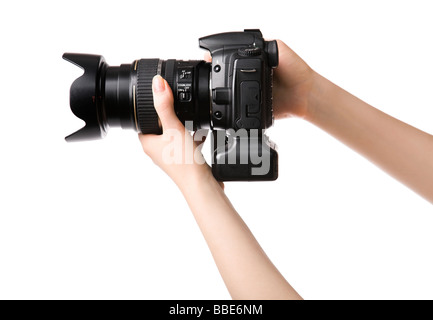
[199,29,279,181]
[63,29,279,181]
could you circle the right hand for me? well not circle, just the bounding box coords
[272,40,315,120]
[205,40,315,120]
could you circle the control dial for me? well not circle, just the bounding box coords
[238,46,261,57]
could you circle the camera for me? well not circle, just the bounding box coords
[63,29,279,181]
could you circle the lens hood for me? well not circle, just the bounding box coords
[63,53,107,142]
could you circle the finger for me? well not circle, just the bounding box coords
[152,75,182,130]
[203,52,212,62]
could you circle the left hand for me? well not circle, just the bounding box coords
[139,75,214,189]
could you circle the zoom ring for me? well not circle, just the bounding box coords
[136,59,162,134]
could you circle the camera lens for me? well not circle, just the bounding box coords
[136,59,212,134]
[63,53,211,141]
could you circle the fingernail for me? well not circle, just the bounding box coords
[152,75,165,93]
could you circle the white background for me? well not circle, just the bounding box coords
[0,0,432,300]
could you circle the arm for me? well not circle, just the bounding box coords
[139,75,302,300]
[181,170,301,300]
[273,41,433,203]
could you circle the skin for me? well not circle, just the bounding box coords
[140,75,302,300]
[139,40,433,299]
[272,41,433,203]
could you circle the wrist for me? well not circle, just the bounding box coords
[174,164,218,193]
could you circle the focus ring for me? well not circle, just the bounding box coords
[136,59,162,134]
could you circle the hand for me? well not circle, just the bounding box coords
[205,40,315,120]
[272,40,315,120]
[139,75,214,189]
[139,77,300,300]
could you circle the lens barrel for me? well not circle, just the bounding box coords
[135,59,211,134]
[63,53,211,141]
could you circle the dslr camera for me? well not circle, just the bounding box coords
[63,29,279,181]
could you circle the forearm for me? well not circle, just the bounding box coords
[307,72,433,203]
[179,170,302,300]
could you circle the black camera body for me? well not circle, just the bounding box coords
[200,29,279,181]
[63,29,279,181]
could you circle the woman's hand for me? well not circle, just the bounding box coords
[139,76,301,300]
[272,40,316,120]
[204,40,315,120]
[138,75,214,189]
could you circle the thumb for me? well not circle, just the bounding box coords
[152,75,182,130]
